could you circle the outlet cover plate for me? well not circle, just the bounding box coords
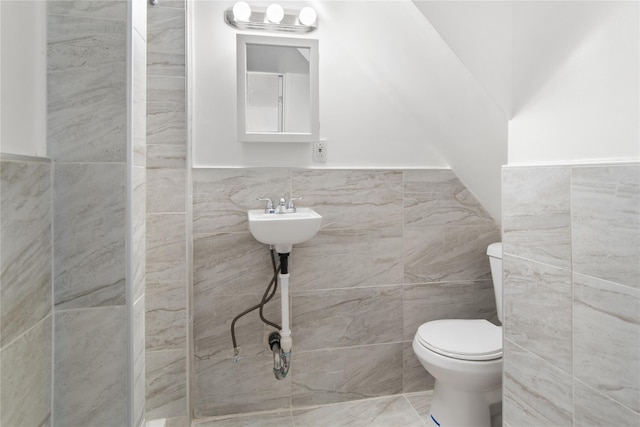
[313,141,327,162]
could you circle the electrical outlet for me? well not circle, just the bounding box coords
[313,141,327,162]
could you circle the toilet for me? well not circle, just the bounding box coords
[412,242,503,427]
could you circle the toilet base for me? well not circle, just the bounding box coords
[428,380,501,427]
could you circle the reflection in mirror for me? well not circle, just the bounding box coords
[246,45,310,133]
[238,35,319,142]
[246,72,282,132]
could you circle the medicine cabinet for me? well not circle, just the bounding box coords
[237,34,319,143]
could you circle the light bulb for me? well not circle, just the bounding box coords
[266,4,284,24]
[298,7,316,26]
[232,2,251,22]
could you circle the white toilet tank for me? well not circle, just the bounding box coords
[487,243,503,323]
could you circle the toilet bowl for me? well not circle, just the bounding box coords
[413,242,503,427]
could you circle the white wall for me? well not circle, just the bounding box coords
[1,0,2,154]
[0,1,47,157]
[509,1,639,165]
[192,0,507,221]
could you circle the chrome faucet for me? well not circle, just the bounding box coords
[258,196,303,214]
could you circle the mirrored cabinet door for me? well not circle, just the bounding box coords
[237,35,319,143]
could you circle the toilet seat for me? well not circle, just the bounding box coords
[416,319,502,361]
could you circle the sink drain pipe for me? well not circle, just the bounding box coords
[269,252,292,380]
[276,252,292,352]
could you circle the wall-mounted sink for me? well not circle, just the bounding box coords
[248,207,322,254]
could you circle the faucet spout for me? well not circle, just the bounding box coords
[276,197,287,214]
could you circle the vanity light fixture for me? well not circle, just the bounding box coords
[225,2,318,33]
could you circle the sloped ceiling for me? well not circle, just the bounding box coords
[412,1,513,117]
[413,0,639,166]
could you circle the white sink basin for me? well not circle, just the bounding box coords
[248,207,322,253]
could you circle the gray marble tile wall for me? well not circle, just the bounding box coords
[192,168,500,418]
[502,163,640,427]
[48,1,146,425]
[145,0,189,424]
[0,159,52,426]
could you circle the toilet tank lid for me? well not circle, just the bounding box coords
[487,242,502,258]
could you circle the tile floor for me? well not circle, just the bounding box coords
[191,392,433,427]
[151,390,502,426]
